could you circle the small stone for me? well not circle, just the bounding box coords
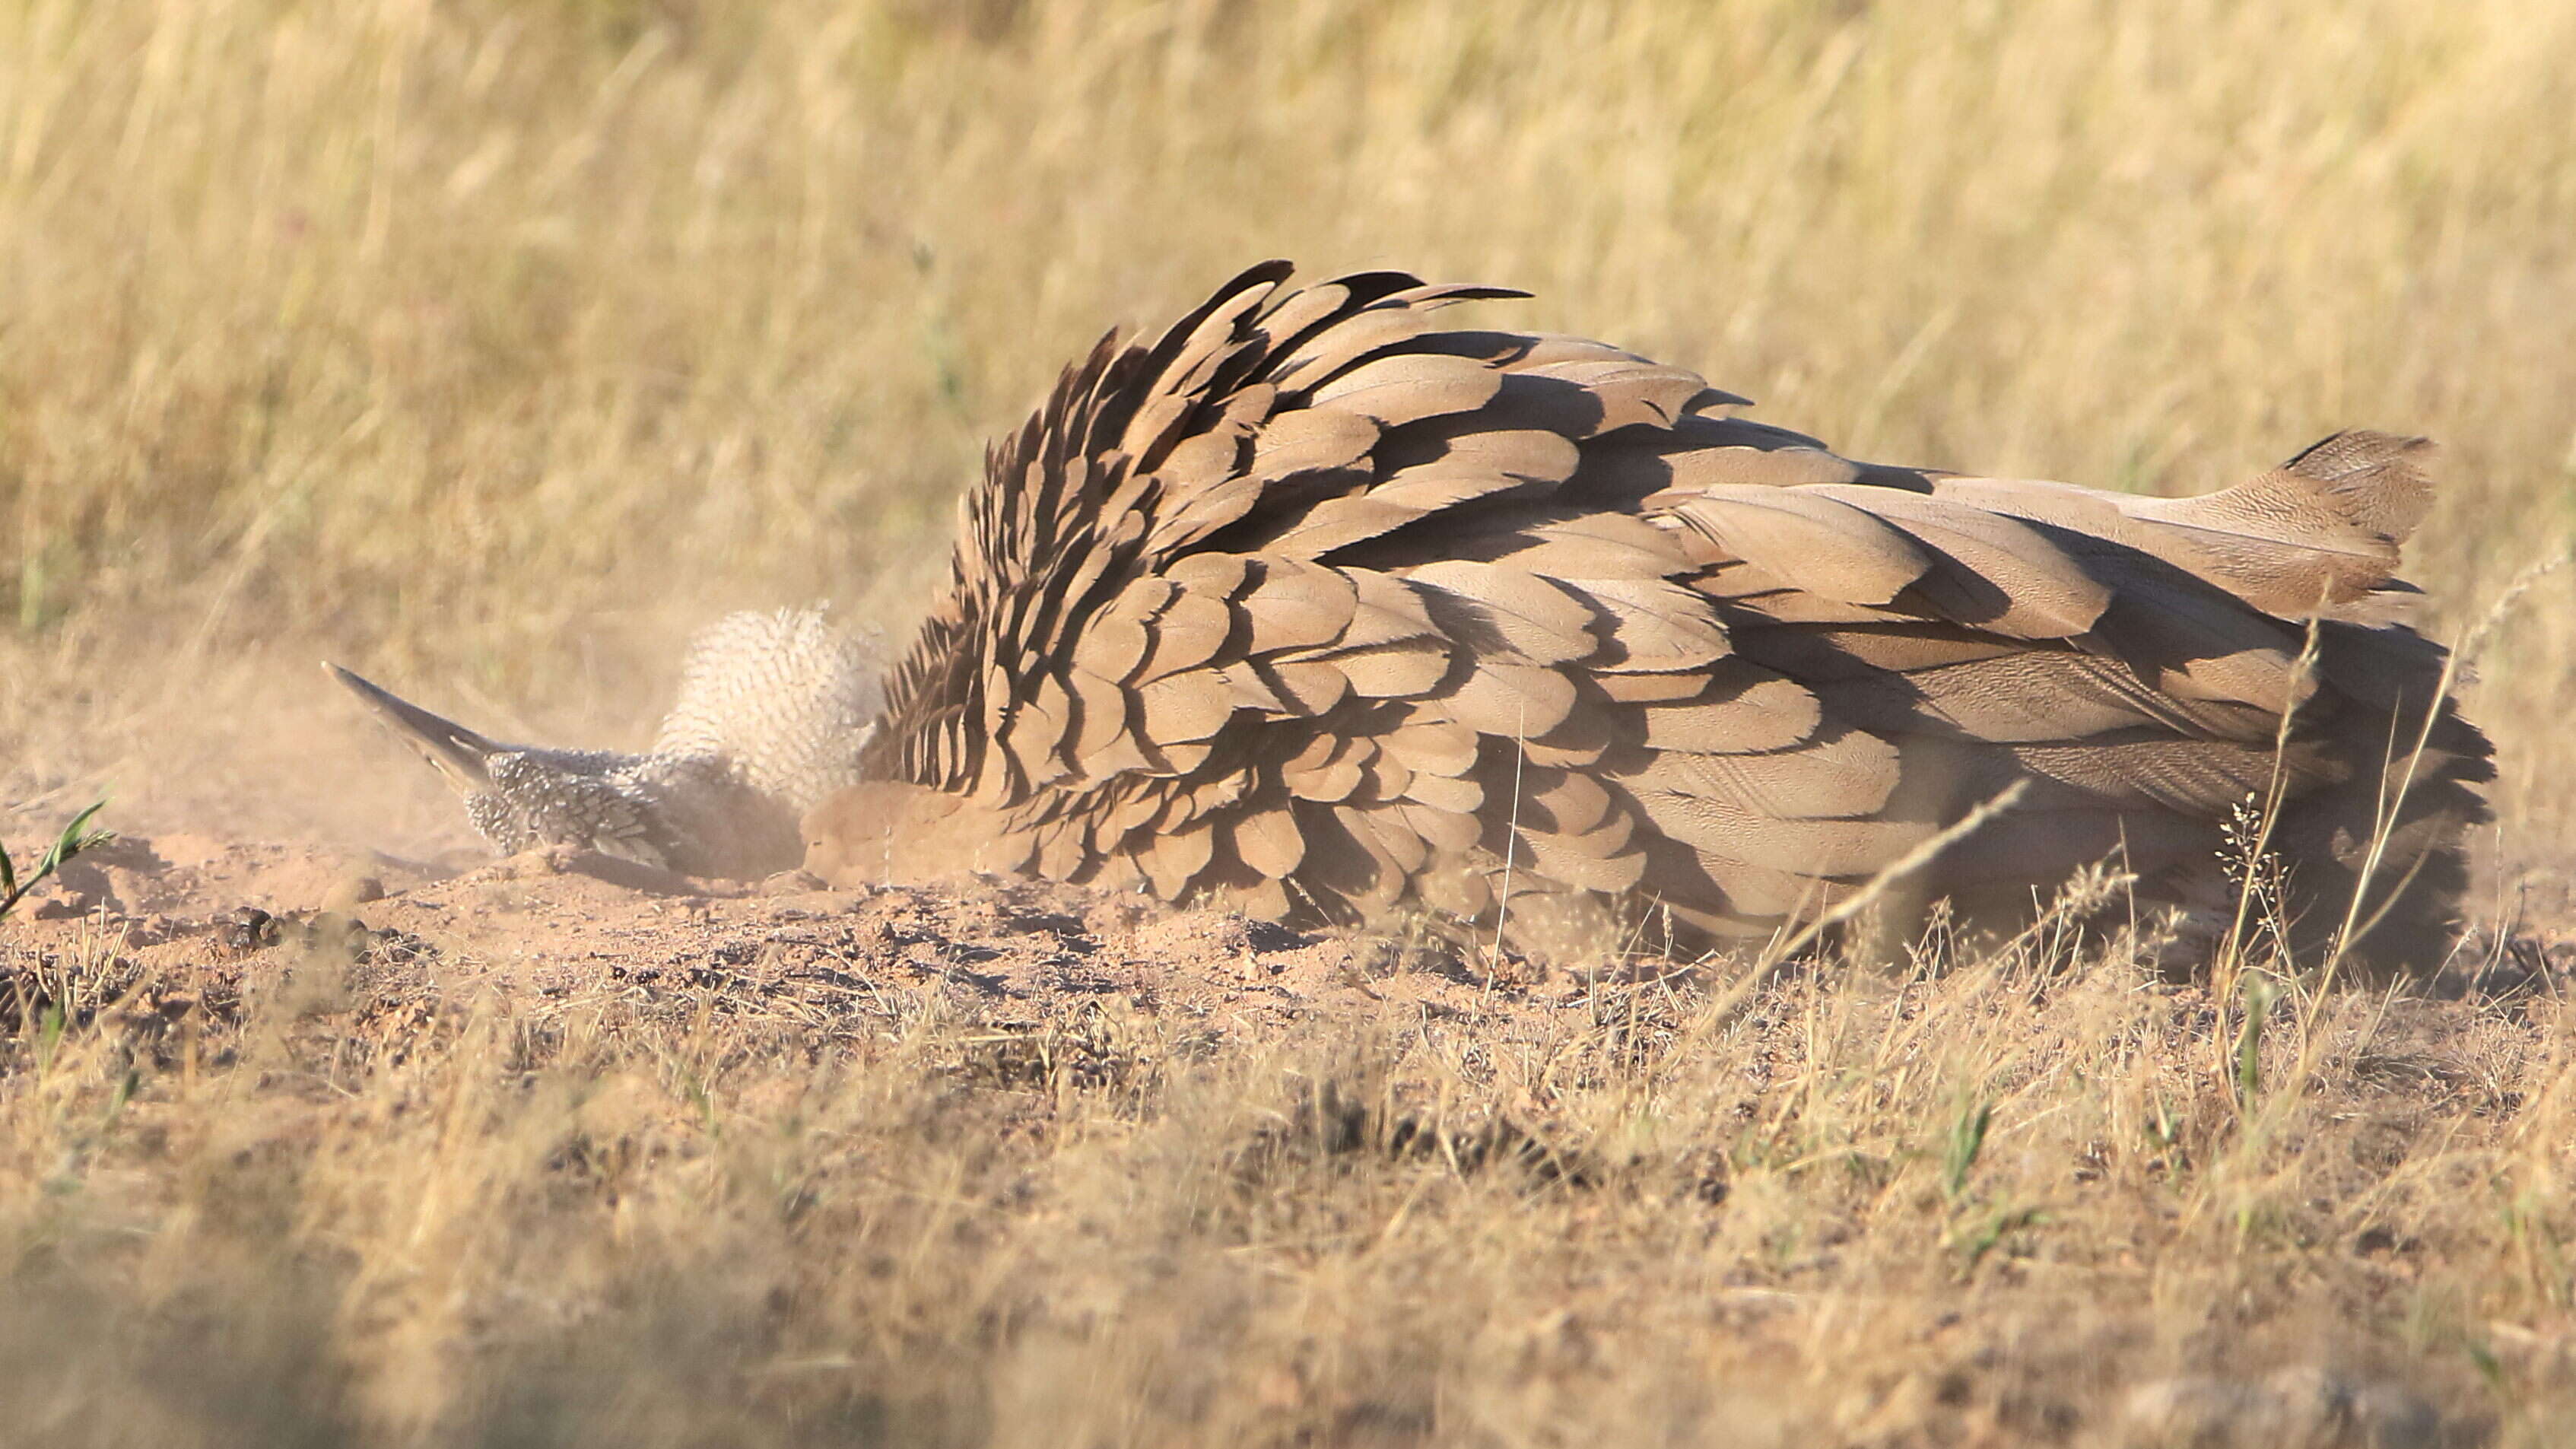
[215,905,281,952]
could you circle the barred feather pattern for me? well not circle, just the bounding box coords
[832,263,2492,968]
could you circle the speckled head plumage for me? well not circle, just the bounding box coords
[331,605,878,879]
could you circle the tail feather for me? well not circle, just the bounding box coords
[2275,429,2438,540]
[2118,431,2435,618]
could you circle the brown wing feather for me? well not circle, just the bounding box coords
[842,264,2489,971]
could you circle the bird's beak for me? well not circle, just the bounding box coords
[324,662,505,795]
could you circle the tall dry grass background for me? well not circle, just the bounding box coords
[5,0,2576,1443]
[2,0,2573,850]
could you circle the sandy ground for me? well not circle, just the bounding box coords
[5,813,2574,1447]
[9,818,2570,1037]
[0,823,1647,1098]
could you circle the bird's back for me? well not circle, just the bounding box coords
[842,263,2491,970]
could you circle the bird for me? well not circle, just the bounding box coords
[803,262,2491,971]
[329,606,877,879]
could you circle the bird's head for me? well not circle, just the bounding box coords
[328,606,879,881]
[326,662,688,869]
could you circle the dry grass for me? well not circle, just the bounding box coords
[5,0,2576,1442]
[5,897,2574,1447]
